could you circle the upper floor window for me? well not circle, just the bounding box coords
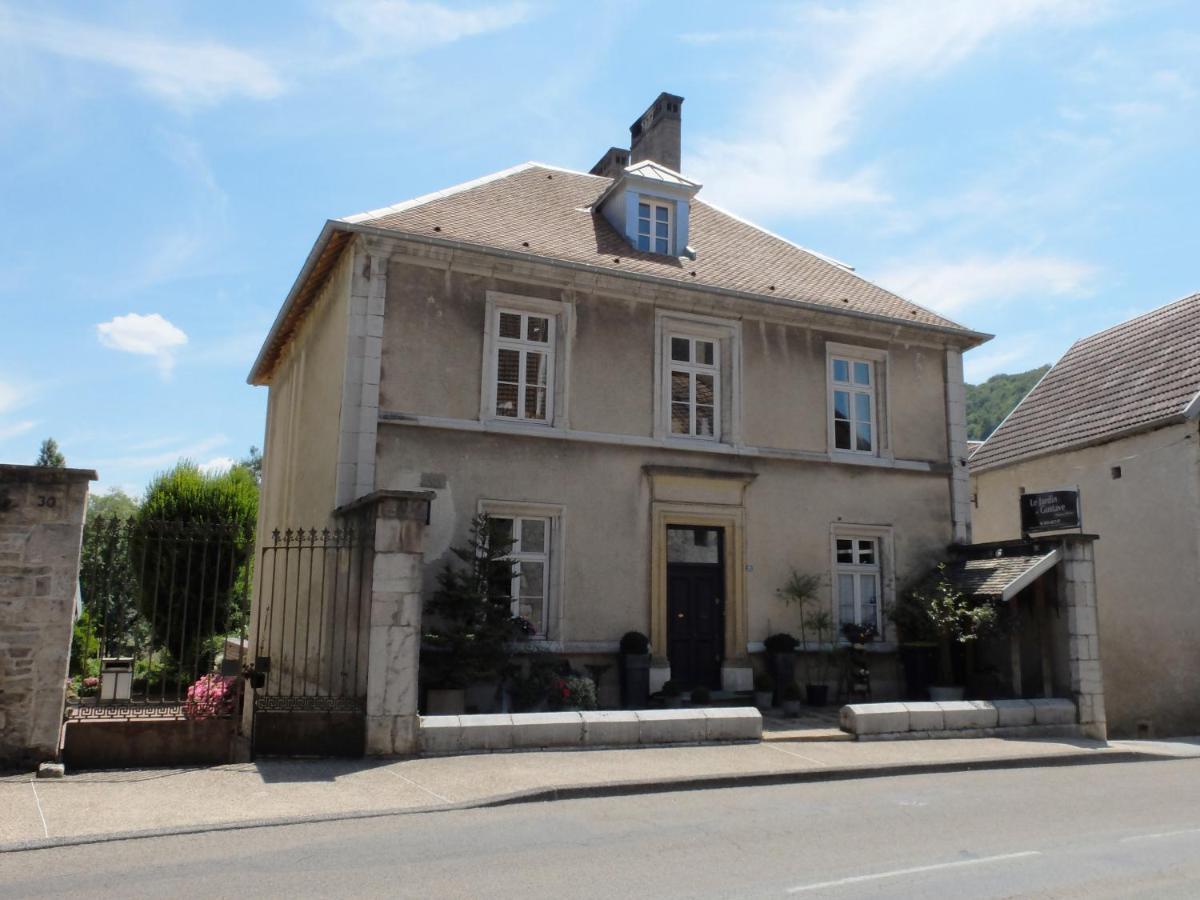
[637,200,672,255]
[669,335,719,439]
[494,309,554,423]
[830,355,876,454]
[835,535,881,633]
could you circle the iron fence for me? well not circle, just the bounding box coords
[69,516,254,720]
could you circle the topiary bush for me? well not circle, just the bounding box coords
[619,631,650,655]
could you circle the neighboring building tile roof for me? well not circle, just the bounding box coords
[971,292,1200,471]
[340,162,973,334]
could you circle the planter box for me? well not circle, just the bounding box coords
[620,653,651,708]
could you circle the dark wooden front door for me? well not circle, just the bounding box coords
[666,527,725,690]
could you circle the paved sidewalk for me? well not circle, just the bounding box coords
[2,736,1194,852]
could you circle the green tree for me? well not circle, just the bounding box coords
[421,515,517,689]
[903,565,998,686]
[965,365,1050,441]
[131,462,258,671]
[238,445,262,485]
[87,488,139,524]
[35,437,65,467]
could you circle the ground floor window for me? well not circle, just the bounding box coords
[487,512,551,637]
[834,535,881,634]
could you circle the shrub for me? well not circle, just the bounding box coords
[690,685,711,705]
[131,463,257,667]
[619,631,650,655]
[661,679,682,697]
[764,632,799,654]
[556,675,598,711]
[753,670,774,692]
[183,673,238,719]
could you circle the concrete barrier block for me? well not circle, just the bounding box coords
[457,714,514,751]
[419,715,462,754]
[509,712,583,749]
[581,711,640,747]
[1031,698,1076,725]
[992,699,1036,727]
[839,703,909,735]
[702,707,762,741]
[937,701,998,730]
[636,709,708,744]
[904,702,944,731]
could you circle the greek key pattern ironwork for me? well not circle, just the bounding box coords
[65,702,239,720]
[253,695,365,713]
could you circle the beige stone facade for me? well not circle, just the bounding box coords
[252,230,983,704]
[972,422,1200,736]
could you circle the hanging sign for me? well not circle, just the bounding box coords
[1020,489,1081,534]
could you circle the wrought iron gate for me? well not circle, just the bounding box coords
[249,518,371,757]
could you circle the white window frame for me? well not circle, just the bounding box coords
[636,198,673,255]
[654,311,742,445]
[480,292,572,429]
[826,342,890,459]
[666,334,720,441]
[830,524,895,639]
[479,500,565,641]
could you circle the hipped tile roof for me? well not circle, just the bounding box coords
[971,292,1200,471]
[342,163,974,334]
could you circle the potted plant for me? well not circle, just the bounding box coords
[781,681,803,718]
[752,671,774,710]
[778,571,835,706]
[763,632,799,706]
[906,564,998,701]
[619,630,651,709]
[840,622,878,700]
[690,685,712,706]
[660,679,683,708]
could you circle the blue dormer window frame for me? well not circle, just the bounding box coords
[637,200,672,254]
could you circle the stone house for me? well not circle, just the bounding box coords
[247,93,989,712]
[970,292,1200,736]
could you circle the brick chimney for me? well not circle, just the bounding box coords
[629,92,684,172]
[589,146,630,179]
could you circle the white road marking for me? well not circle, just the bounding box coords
[765,743,828,766]
[1121,827,1200,843]
[377,766,454,804]
[785,850,1042,893]
[29,779,49,838]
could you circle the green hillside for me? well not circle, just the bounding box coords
[966,365,1051,441]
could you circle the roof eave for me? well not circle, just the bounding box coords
[970,412,1191,474]
[338,221,992,348]
[247,220,343,385]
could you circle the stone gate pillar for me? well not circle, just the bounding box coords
[359,490,432,756]
[1058,535,1106,741]
[0,464,96,768]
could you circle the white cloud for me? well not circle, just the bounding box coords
[690,0,1105,217]
[874,254,1098,314]
[0,418,35,442]
[0,7,283,108]
[198,456,236,476]
[326,0,531,56]
[96,313,189,376]
[93,434,228,471]
[0,380,27,414]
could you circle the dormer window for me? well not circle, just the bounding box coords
[637,200,672,255]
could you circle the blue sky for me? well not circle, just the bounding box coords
[2,1,1197,496]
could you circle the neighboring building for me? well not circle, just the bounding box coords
[970,293,1200,736]
[248,93,989,707]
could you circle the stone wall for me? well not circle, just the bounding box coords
[0,464,94,769]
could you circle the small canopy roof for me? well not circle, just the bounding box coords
[932,543,1061,602]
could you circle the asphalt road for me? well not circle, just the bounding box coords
[3,758,1200,898]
